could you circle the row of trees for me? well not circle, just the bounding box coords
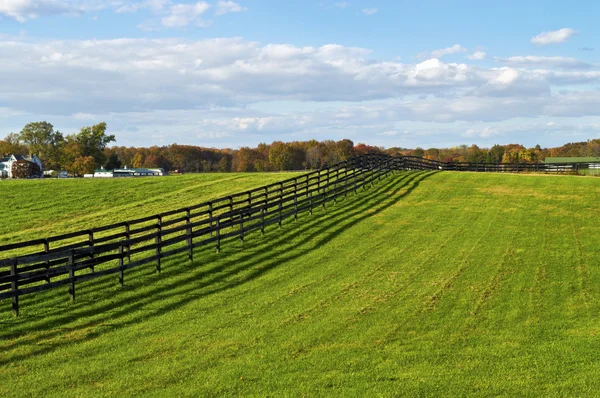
[2,120,600,176]
[1,121,115,176]
[402,140,600,165]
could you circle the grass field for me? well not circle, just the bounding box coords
[2,171,600,396]
[0,173,303,245]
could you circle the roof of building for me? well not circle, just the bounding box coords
[545,157,600,163]
[0,154,37,163]
[114,168,162,173]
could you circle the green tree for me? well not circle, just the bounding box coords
[18,121,65,168]
[269,141,293,171]
[105,153,122,170]
[76,122,115,167]
[218,155,231,172]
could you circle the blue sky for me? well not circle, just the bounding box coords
[1,0,600,149]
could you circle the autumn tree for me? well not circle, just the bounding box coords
[69,156,96,177]
[0,133,28,156]
[132,152,144,168]
[11,159,42,178]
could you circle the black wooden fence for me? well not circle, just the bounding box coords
[402,156,600,174]
[0,153,399,315]
[3,153,598,315]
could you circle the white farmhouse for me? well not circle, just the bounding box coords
[0,154,43,178]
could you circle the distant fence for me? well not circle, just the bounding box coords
[402,156,600,175]
[3,154,599,315]
[0,153,400,315]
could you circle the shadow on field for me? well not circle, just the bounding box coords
[0,171,436,364]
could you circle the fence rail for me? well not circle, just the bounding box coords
[3,154,599,315]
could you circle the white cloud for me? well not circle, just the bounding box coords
[531,28,577,46]
[361,8,378,15]
[334,2,350,8]
[161,2,210,27]
[2,37,600,148]
[0,0,80,22]
[214,0,246,16]
[462,127,500,138]
[430,44,467,59]
[495,55,591,69]
[467,51,487,60]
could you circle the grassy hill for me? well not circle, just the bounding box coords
[2,171,600,396]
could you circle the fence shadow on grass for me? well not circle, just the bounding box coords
[0,171,436,364]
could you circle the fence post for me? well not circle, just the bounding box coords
[305,174,310,198]
[309,191,313,215]
[186,208,193,262]
[261,206,266,234]
[68,250,75,303]
[278,182,283,227]
[344,166,348,199]
[208,202,213,236]
[11,259,18,316]
[229,196,234,224]
[156,215,162,274]
[294,178,298,221]
[88,230,95,273]
[216,217,221,253]
[125,222,131,262]
[334,168,339,204]
[322,168,328,210]
[240,208,244,243]
[44,239,50,283]
[118,245,124,286]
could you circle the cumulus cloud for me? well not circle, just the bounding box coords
[361,8,378,15]
[160,2,210,27]
[531,28,577,45]
[430,44,467,59]
[495,55,591,69]
[214,0,246,16]
[1,37,600,147]
[467,51,487,60]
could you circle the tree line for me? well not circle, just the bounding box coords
[1,121,115,176]
[2,121,600,176]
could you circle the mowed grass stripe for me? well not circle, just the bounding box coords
[1,171,600,396]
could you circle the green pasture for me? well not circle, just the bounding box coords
[0,173,302,245]
[2,171,600,396]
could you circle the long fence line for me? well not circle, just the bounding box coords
[0,153,399,315]
[402,156,600,174]
[3,154,599,315]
